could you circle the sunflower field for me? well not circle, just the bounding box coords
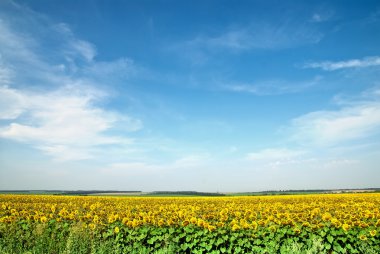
[0,194,379,253]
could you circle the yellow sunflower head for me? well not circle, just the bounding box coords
[342,223,350,232]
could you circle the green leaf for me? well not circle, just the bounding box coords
[181,244,188,251]
[327,235,334,244]
[333,243,344,253]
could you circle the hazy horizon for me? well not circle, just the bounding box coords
[1,0,380,192]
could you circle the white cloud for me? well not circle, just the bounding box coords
[0,18,46,70]
[311,14,323,22]
[185,22,323,52]
[229,146,238,153]
[101,154,210,176]
[173,154,210,168]
[0,2,143,161]
[247,148,305,161]
[291,90,380,146]
[304,56,380,71]
[100,162,162,176]
[0,85,25,119]
[82,58,137,80]
[37,145,93,161]
[310,11,334,23]
[0,85,139,161]
[0,58,13,85]
[174,21,324,65]
[69,39,96,62]
[55,23,97,62]
[222,76,321,95]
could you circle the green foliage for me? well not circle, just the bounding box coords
[0,221,379,253]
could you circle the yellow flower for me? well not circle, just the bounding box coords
[89,223,96,231]
[207,225,216,231]
[269,225,277,233]
[158,219,165,227]
[93,215,99,223]
[342,223,350,232]
[232,224,240,231]
[250,221,258,230]
[114,226,120,234]
[370,230,377,237]
[322,212,332,222]
[40,216,47,223]
[294,228,301,235]
[359,235,367,241]
[190,217,197,224]
[132,219,139,228]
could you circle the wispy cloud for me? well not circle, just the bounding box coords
[290,88,380,146]
[0,85,140,161]
[0,4,139,89]
[54,23,97,62]
[310,9,334,23]
[185,22,323,52]
[174,20,324,65]
[0,1,142,161]
[82,58,138,81]
[311,14,327,23]
[101,154,210,176]
[304,56,380,71]
[366,9,380,24]
[247,148,305,161]
[245,148,312,170]
[0,60,12,85]
[221,76,321,95]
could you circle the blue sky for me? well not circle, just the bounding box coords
[1,0,380,191]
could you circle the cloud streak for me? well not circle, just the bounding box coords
[175,20,324,65]
[304,56,380,71]
[185,22,323,52]
[290,89,380,146]
[247,148,305,161]
[221,76,321,95]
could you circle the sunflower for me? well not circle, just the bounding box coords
[293,228,301,235]
[322,212,332,222]
[89,223,96,231]
[342,223,350,232]
[231,224,240,231]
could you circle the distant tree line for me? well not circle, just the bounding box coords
[59,191,141,195]
[149,191,225,196]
